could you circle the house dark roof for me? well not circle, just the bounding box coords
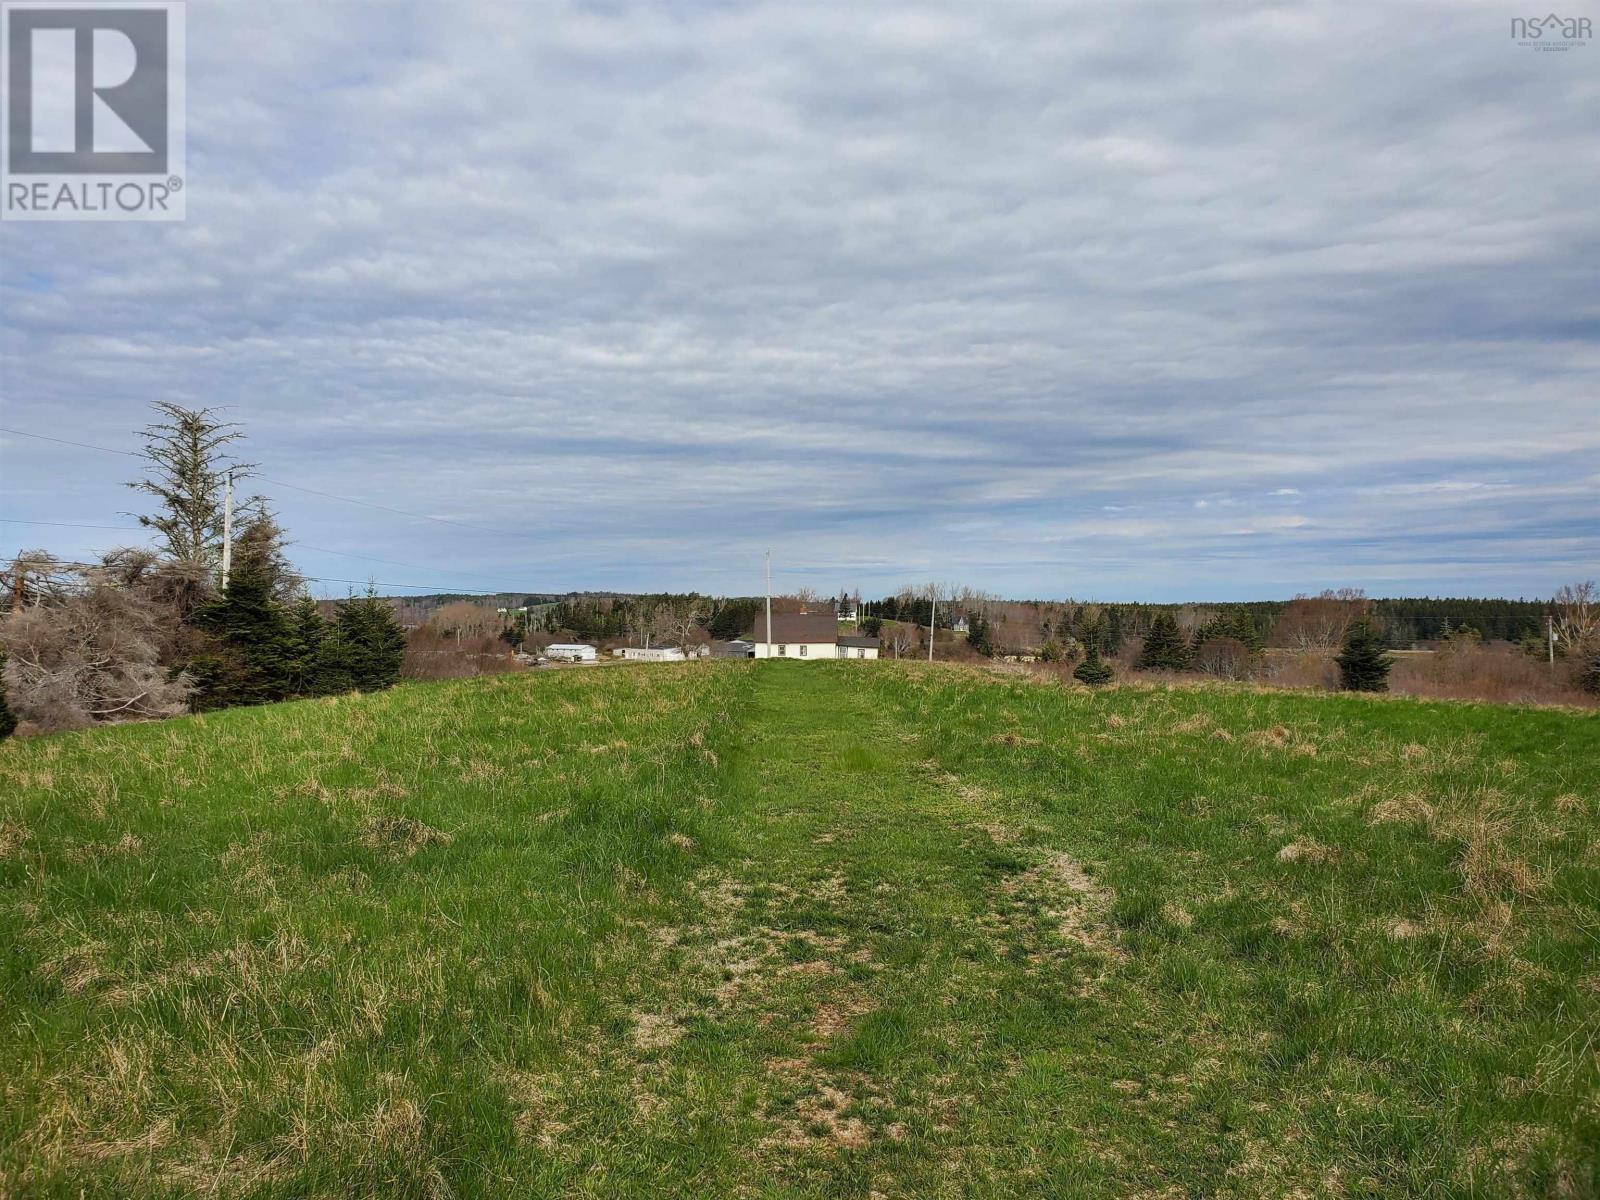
[838,635,881,648]
[745,611,838,645]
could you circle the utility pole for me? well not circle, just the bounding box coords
[220,469,234,589]
[928,594,936,662]
[764,549,773,659]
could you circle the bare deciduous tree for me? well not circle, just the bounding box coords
[1194,637,1253,680]
[1271,589,1369,651]
[662,602,709,656]
[1553,581,1598,651]
[429,602,502,646]
[885,624,916,659]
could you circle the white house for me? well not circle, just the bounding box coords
[544,643,597,663]
[745,611,880,660]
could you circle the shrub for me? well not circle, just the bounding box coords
[1579,647,1600,697]
[1194,637,1253,681]
[0,552,194,731]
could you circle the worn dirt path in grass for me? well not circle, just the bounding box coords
[611,663,1137,1197]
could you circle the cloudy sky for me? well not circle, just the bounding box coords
[2,1,1596,601]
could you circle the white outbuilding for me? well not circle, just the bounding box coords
[543,643,598,663]
[614,645,707,662]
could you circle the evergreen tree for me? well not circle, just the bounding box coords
[968,611,995,657]
[127,402,254,569]
[1081,611,1109,656]
[327,589,406,691]
[283,594,328,696]
[192,558,293,707]
[1105,607,1125,656]
[1137,612,1192,672]
[1073,642,1114,686]
[232,510,301,603]
[1227,609,1265,652]
[1336,619,1393,692]
[0,652,17,740]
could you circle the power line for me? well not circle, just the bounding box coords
[0,427,137,457]
[290,542,541,592]
[259,475,533,541]
[1,518,143,531]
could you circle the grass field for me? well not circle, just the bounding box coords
[2,662,1597,1198]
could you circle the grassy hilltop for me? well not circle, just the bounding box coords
[1,662,1597,1198]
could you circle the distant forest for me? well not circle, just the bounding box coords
[390,589,1552,653]
[868,594,1550,652]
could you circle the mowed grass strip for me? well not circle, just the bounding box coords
[1,660,1597,1198]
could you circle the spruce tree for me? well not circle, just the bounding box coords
[192,558,294,707]
[283,594,328,696]
[967,612,995,657]
[0,652,17,740]
[1073,641,1114,686]
[1227,609,1265,652]
[1137,612,1192,672]
[127,402,253,569]
[1105,607,1125,656]
[329,589,407,691]
[1336,619,1393,692]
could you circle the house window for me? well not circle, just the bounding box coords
[777,645,786,656]
[858,648,866,658]
[799,645,808,656]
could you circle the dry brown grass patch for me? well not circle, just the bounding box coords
[988,732,1038,747]
[997,850,1121,964]
[354,816,452,859]
[1276,840,1336,866]
[38,939,111,993]
[630,1012,684,1051]
[0,818,32,858]
[1367,793,1436,826]
[1456,824,1544,901]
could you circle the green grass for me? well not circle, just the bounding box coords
[1,661,1597,1198]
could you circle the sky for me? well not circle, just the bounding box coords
[1,1,1596,602]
